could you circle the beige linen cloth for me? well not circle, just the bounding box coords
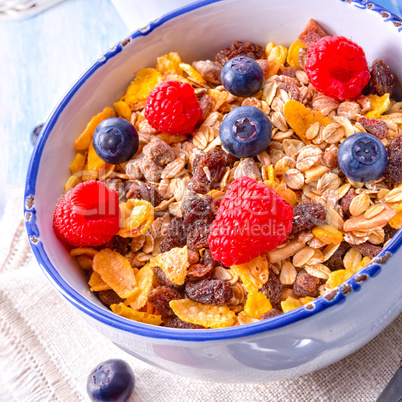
[1,187,401,402]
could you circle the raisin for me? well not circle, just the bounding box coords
[139,156,163,182]
[181,189,203,216]
[259,267,283,306]
[126,181,161,207]
[142,137,176,167]
[153,266,183,290]
[192,60,222,84]
[298,19,330,47]
[148,286,181,319]
[293,269,320,297]
[187,147,227,194]
[358,116,388,139]
[325,241,351,271]
[198,94,214,120]
[183,195,215,229]
[187,222,211,251]
[98,289,124,306]
[384,135,402,185]
[215,40,265,66]
[187,263,214,278]
[202,248,215,272]
[261,308,283,320]
[185,278,233,306]
[164,317,204,329]
[340,188,357,216]
[370,59,397,97]
[354,242,382,259]
[159,217,187,253]
[383,224,397,243]
[187,249,200,265]
[100,235,131,255]
[291,202,326,234]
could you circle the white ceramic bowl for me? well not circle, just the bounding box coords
[25,0,402,383]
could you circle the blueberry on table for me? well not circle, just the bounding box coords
[93,117,139,164]
[338,132,388,182]
[30,123,44,146]
[87,359,135,402]
[219,105,272,158]
[221,56,264,97]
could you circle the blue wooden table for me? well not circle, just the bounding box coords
[1,0,401,190]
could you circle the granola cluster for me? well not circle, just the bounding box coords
[63,23,402,329]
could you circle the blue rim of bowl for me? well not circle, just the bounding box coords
[24,0,402,342]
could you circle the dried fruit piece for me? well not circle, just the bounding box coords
[261,308,283,320]
[169,298,235,328]
[111,303,162,325]
[287,39,307,69]
[93,249,136,298]
[384,136,402,185]
[185,278,233,306]
[147,286,181,319]
[291,202,326,234]
[126,181,161,207]
[259,266,283,306]
[98,289,124,306]
[244,292,272,319]
[149,246,190,285]
[102,235,131,256]
[152,266,183,290]
[142,137,176,167]
[164,317,204,329]
[358,116,388,139]
[370,59,397,97]
[366,94,390,118]
[160,217,187,253]
[215,40,265,66]
[353,242,382,258]
[298,18,330,47]
[325,242,351,271]
[283,100,332,142]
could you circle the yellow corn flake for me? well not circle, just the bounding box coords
[267,164,275,182]
[124,264,154,310]
[328,269,354,289]
[265,42,275,57]
[64,175,81,193]
[111,303,163,326]
[388,210,402,229]
[88,271,111,292]
[230,254,269,293]
[283,100,333,143]
[281,296,303,313]
[169,298,235,328]
[207,88,229,110]
[118,199,154,238]
[149,246,189,285]
[74,107,116,152]
[179,62,206,84]
[357,256,372,270]
[92,249,136,298]
[366,94,390,118]
[82,142,115,181]
[70,247,99,257]
[70,153,86,174]
[156,52,183,75]
[312,225,343,245]
[267,45,288,78]
[76,255,94,270]
[286,39,307,69]
[124,68,163,108]
[114,100,132,121]
[237,311,259,325]
[299,296,315,305]
[244,292,272,319]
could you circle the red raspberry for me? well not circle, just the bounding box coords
[305,36,370,101]
[145,80,203,135]
[53,181,120,247]
[208,177,293,266]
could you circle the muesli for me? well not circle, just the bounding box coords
[53,19,402,329]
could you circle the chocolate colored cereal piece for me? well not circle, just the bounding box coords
[340,188,357,216]
[293,269,320,297]
[98,289,124,306]
[261,308,283,320]
[185,278,233,306]
[164,316,204,329]
[142,137,176,167]
[192,60,222,84]
[384,135,402,185]
[159,217,187,253]
[354,242,382,259]
[291,202,326,234]
[326,241,351,271]
[358,116,388,139]
[153,266,183,290]
[383,225,397,243]
[148,286,181,319]
[215,40,266,66]
[298,19,330,47]
[259,267,283,306]
[126,181,161,207]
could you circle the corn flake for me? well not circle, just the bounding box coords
[118,199,154,238]
[388,210,402,229]
[169,298,235,328]
[366,94,390,118]
[88,271,111,292]
[267,45,288,78]
[230,254,269,293]
[283,100,332,143]
[149,246,189,285]
[237,311,259,325]
[114,100,132,121]
[327,269,354,288]
[74,107,116,152]
[244,292,272,319]
[64,175,81,193]
[124,264,154,310]
[111,303,163,325]
[286,39,307,69]
[70,247,99,257]
[70,153,86,174]
[179,62,206,84]
[83,142,115,181]
[312,225,343,245]
[92,249,136,298]
[156,52,183,75]
[281,296,302,313]
[124,68,163,108]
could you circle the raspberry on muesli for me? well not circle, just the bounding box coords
[54,18,402,329]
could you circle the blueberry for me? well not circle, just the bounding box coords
[219,105,272,158]
[221,56,264,97]
[93,117,139,164]
[31,123,44,146]
[338,132,388,182]
[87,359,135,402]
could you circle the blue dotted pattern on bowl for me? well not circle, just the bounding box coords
[24,0,402,341]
